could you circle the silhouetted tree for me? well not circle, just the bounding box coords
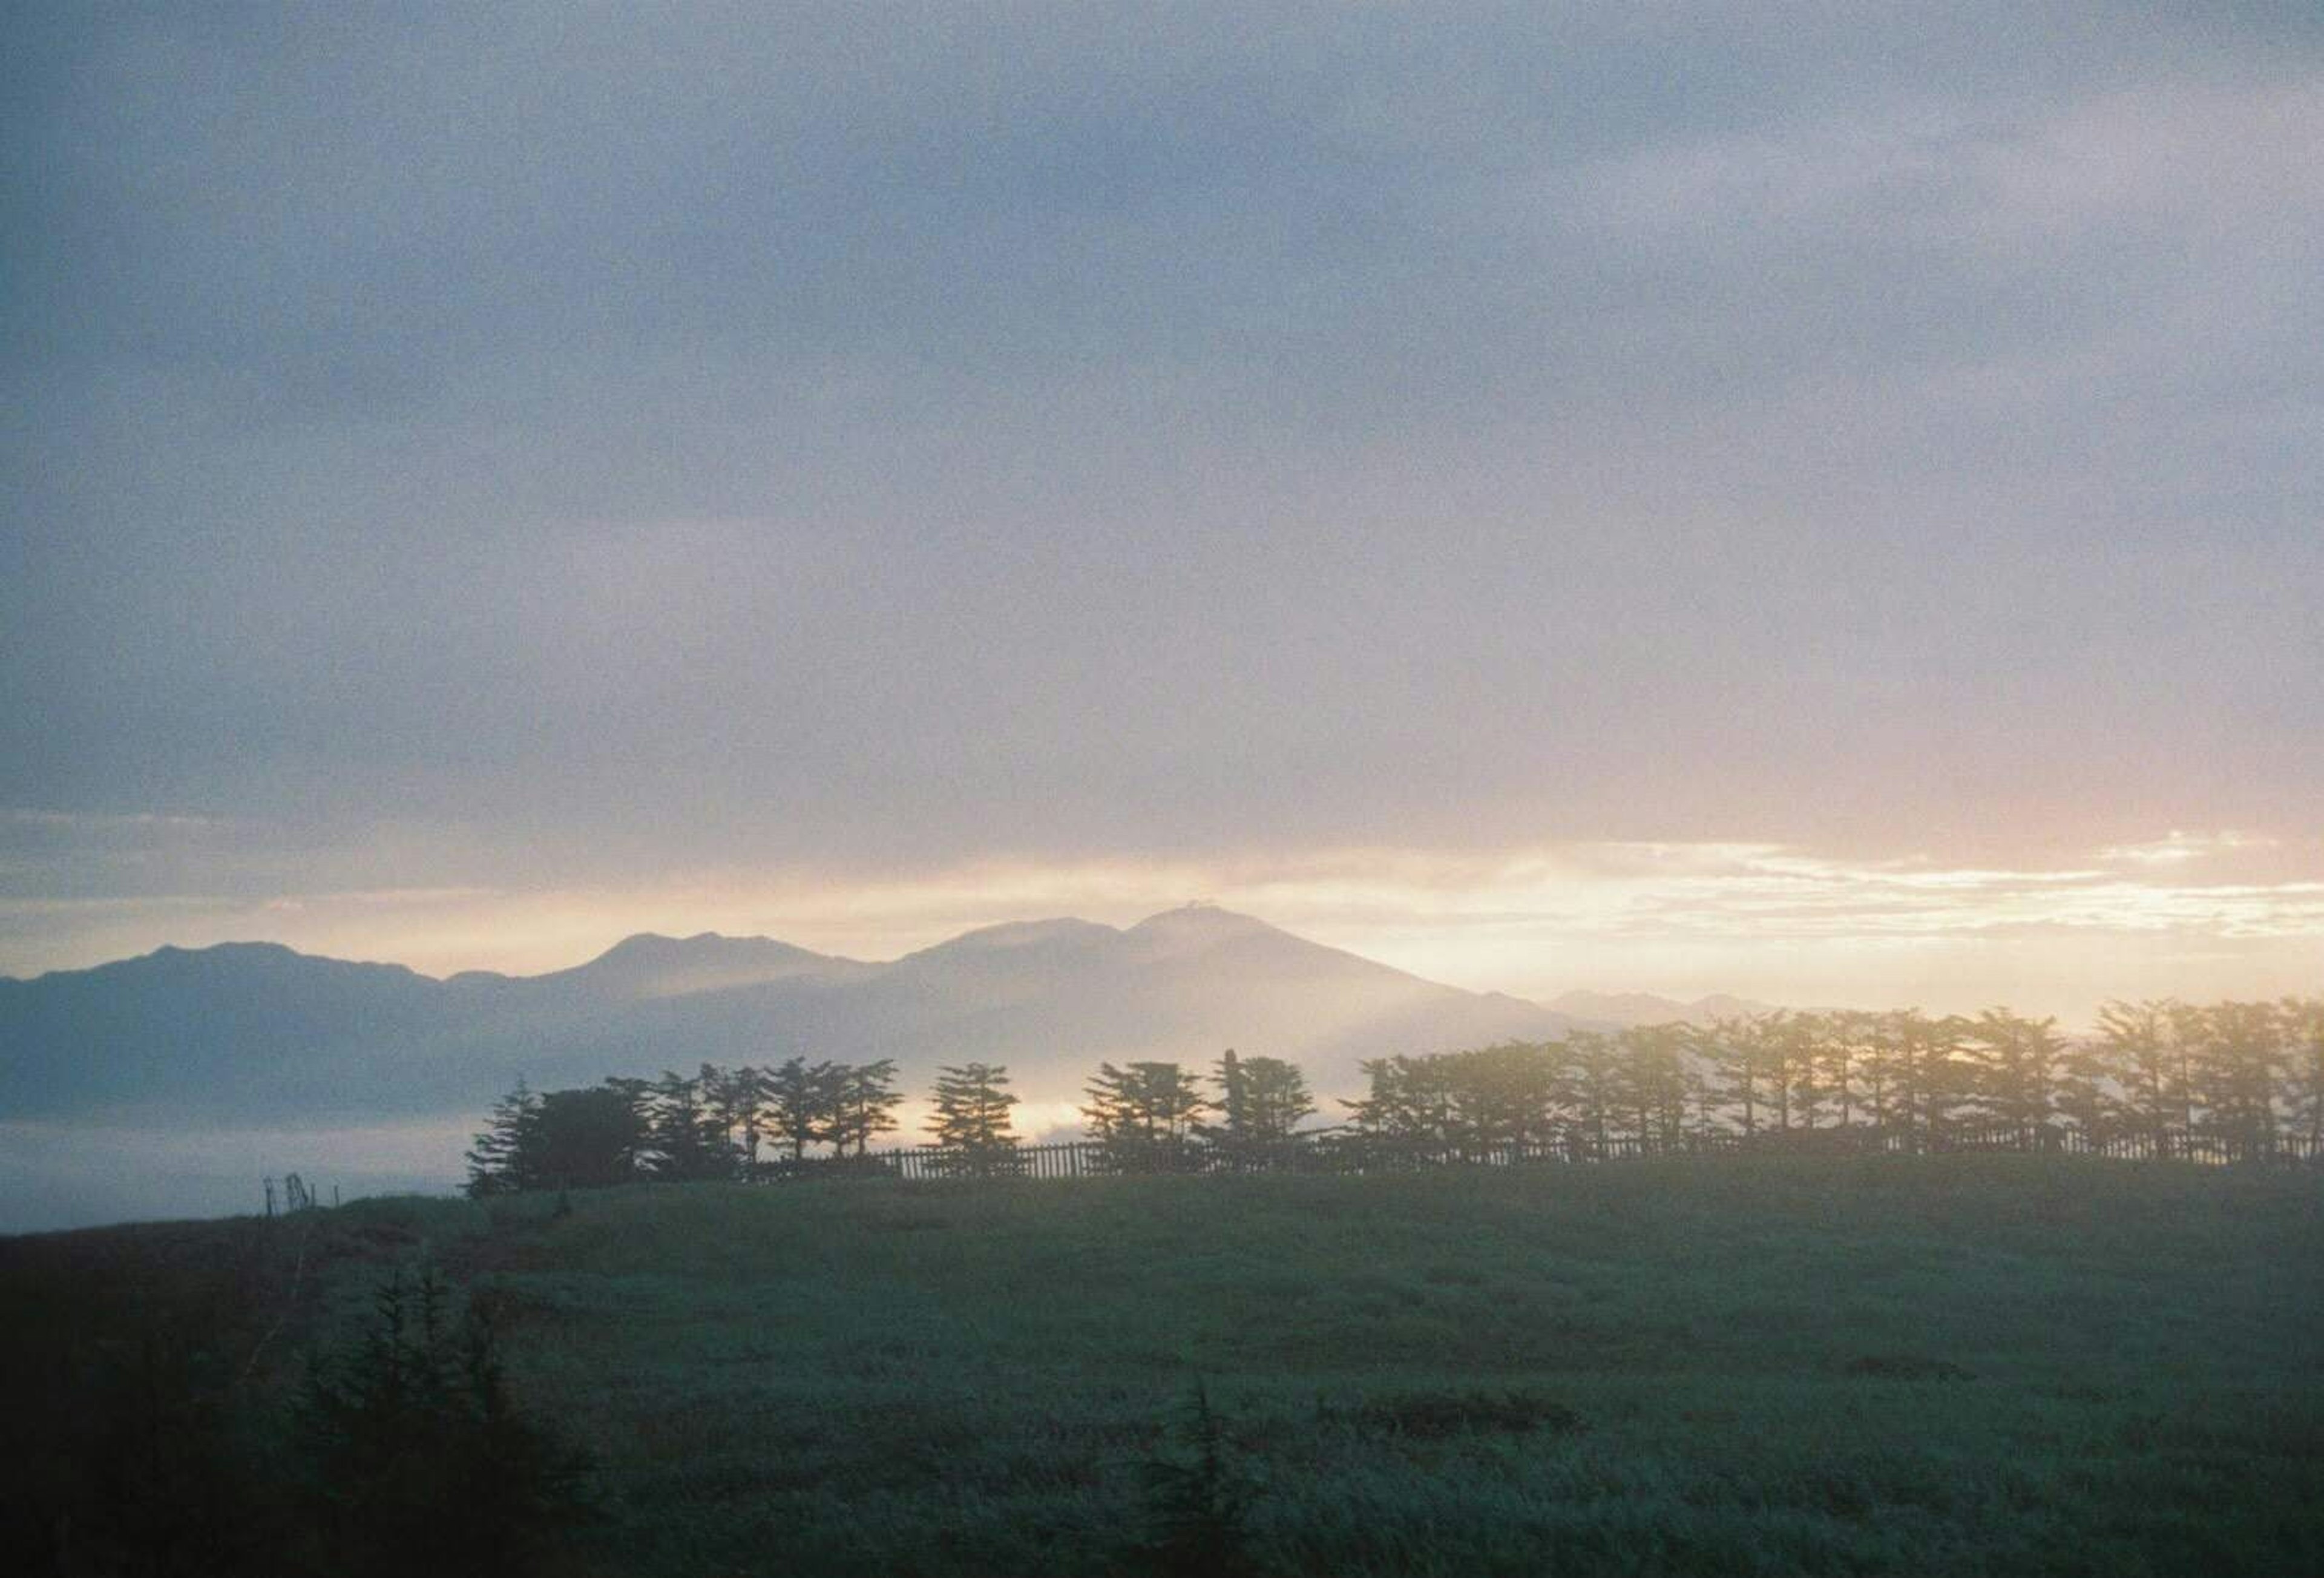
[1084,1061,1207,1172]
[1702,1016,1770,1139]
[644,1069,733,1181]
[1614,1025,1690,1146]
[2190,1000,2287,1157]
[464,1079,542,1197]
[764,1056,844,1163]
[1237,1054,1316,1143]
[928,1062,1021,1174]
[1963,1009,2068,1136]
[1564,1031,1623,1156]
[1440,1043,1561,1156]
[827,1059,904,1158]
[1197,1050,1316,1165]
[701,1064,764,1167]
[533,1085,646,1189]
[1345,1054,1454,1158]
[2095,999,2191,1156]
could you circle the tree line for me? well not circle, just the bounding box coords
[465,1050,1315,1194]
[1345,999,2323,1160]
[465,996,2323,1195]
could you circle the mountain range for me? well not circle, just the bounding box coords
[2,906,1642,1125]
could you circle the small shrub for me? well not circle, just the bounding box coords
[294,1267,589,1576]
[1138,1381,1263,1577]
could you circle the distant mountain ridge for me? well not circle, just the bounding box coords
[0,907,1601,1125]
[1544,990,1778,1027]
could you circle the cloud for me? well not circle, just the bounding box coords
[3,4,2320,967]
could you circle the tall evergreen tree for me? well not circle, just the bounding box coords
[644,1069,733,1181]
[827,1059,905,1158]
[1083,1061,1207,1172]
[1613,1025,1690,1146]
[1563,1031,1622,1155]
[2095,999,2193,1156]
[1198,1050,1316,1162]
[765,1056,844,1163]
[2190,1000,2287,1157]
[1344,1054,1451,1154]
[464,1078,542,1197]
[1239,1054,1317,1144]
[928,1062,1021,1174]
[1701,1017,1771,1138]
[1963,1009,2068,1136]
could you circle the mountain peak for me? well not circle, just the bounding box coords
[568,930,858,997]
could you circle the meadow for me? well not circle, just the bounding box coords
[8,1156,2324,1576]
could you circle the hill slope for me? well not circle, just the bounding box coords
[8,1157,2319,1575]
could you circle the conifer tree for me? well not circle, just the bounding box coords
[827,1059,904,1158]
[765,1056,844,1163]
[2095,999,2191,1156]
[2189,1000,2288,1157]
[1614,1025,1690,1146]
[1238,1054,1316,1145]
[644,1069,733,1181]
[1198,1050,1316,1162]
[928,1062,1021,1174]
[464,1078,542,1197]
[1963,1009,2068,1136]
[1564,1030,1623,1154]
[1083,1060,1207,1172]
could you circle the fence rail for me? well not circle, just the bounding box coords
[744,1124,2324,1185]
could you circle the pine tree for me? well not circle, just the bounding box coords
[1963,1009,2067,1138]
[1563,1031,1623,1156]
[1198,1050,1316,1164]
[827,1059,904,1159]
[643,1069,733,1182]
[765,1056,845,1163]
[1083,1061,1207,1172]
[464,1078,542,1197]
[2189,1000,2288,1158]
[1613,1026,1689,1147]
[2095,999,2192,1157]
[1238,1054,1316,1145]
[928,1062,1021,1174]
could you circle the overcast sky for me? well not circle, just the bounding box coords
[5,2,2320,1016]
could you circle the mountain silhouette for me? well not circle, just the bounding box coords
[1544,989,1777,1027]
[1,907,1595,1123]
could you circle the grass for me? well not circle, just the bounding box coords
[7,1155,2324,1574]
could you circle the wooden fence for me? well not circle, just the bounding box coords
[747,1123,2324,1185]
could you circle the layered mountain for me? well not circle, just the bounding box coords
[1,907,1590,1124]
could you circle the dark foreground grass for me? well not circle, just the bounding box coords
[8,1156,2324,1575]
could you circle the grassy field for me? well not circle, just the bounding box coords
[8,1156,2324,1575]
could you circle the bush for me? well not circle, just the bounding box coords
[294,1267,588,1577]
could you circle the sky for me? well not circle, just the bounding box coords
[5,2,2321,1022]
